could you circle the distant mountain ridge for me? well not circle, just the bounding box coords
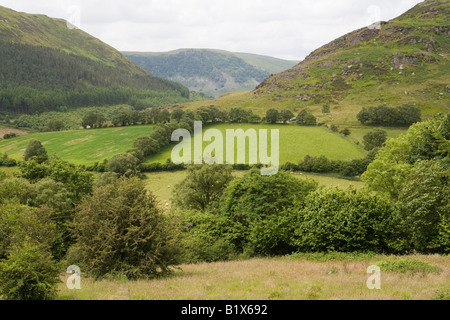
[0,6,189,114]
[123,49,298,98]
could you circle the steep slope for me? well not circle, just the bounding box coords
[187,0,449,125]
[254,0,449,117]
[123,49,298,98]
[0,6,189,114]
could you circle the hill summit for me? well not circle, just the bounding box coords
[252,0,449,119]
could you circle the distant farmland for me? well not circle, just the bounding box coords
[146,123,367,164]
[0,126,154,165]
[0,123,367,166]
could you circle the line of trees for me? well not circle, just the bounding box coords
[0,86,190,115]
[281,148,379,178]
[357,104,421,126]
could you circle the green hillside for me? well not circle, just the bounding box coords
[185,0,450,126]
[123,49,298,98]
[0,6,189,114]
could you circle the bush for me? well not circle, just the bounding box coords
[0,153,17,167]
[173,164,234,212]
[71,177,180,280]
[0,200,56,260]
[133,136,160,157]
[265,109,280,124]
[23,139,48,163]
[108,152,139,176]
[280,162,299,172]
[329,124,339,132]
[178,211,237,263]
[297,110,317,126]
[363,129,387,151]
[395,160,450,253]
[3,133,17,139]
[298,155,332,173]
[340,128,351,136]
[294,188,399,253]
[0,242,60,300]
[219,170,318,255]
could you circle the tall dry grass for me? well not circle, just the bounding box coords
[58,254,449,300]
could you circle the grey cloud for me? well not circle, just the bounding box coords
[0,0,423,60]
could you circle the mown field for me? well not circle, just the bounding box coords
[0,123,377,166]
[57,254,449,300]
[146,123,368,164]
[0,125,155,165]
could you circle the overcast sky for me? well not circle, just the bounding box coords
[0,0,423,60]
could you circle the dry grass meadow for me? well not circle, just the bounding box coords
[57,254,449,301]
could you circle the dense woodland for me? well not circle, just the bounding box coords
[0,42,190,114]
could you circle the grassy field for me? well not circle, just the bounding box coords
[0,125,155,165]
[146,123,367,164]
[57,254,449,300]
[1,123,369,166]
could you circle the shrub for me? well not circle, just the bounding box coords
[340,128,351,136]
[219,170,318,254]
[71,177,180,280]
[298,155,332,173]
[363,129,387,151]
[0,200,56,260]
[3,133,17,139]
[172,164,234,212]
[266,109,280,124]
[329,124,339,132]
[279,110,294,124]
[297,110,317,126]
[0,153,17,167]
[23,139,48,163]
[178,211,237,263]
[108,152,139,176]
[19,158,94,201]
[396,160,450,253]
[294,188,399,253]
[0,242,60,300]
[133,136,160,157]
